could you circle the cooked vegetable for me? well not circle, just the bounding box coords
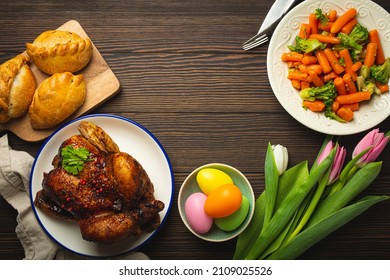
[314,8,328,24]
[288,36,325,54]
[323,48,345,74]
[299,81,337,102]
[303,100,326,112]
[343,73,357,93]
[336,107,354,122]
[369,29,386,65]
[283,6,389,123]
[330,8,357,34]
[334,77,347,95]
[364,42,377,67]
[309,33,341,45]
[349,23,369,44]
[299,23,311,39]
[370,57,390,84]
[337,33,363,51]
[315,49,332,74]
[340,18,358,34]
[335,91,371,105]
[309,13,319,34]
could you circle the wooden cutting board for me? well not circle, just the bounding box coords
[0,20,121,142]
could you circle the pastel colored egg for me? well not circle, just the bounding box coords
[215,195,250,231]
[204,184,242,218]
[185,192,213,234]
[196,168,233,195]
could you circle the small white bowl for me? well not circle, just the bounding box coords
[178,163,255,242]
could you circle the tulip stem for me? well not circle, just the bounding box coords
[286,173,328,242]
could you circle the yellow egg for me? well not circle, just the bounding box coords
[196,168,233,195]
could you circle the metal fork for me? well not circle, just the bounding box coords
[242,16,281,51]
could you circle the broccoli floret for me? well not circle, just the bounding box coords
[325,106,346,123]
[336,24,369,52]
[359,65,370,80]
[370,57,390,84]
[349,24,369,45]
[356,76,380,94]
[300,81,337,101]
[288,36,325,54]
[337,33,363,51]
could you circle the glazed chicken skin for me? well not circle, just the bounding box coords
[34,121,164,244]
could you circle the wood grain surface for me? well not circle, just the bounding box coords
[1,0,390,260]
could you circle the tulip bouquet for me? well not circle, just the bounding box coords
[233,128,389,260]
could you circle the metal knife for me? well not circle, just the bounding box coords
[243,0,301,49]
[259,0,300,33]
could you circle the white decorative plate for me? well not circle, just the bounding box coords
[267,0,390,135]
[29,114,174,258]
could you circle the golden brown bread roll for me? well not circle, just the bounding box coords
[0,54,37,123]
[26,30,93,75]
[29,72,86,129]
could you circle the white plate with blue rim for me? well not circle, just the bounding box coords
[267,0,390,135]
[29,114,174,258]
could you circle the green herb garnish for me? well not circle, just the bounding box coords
[315,8,328,24]
[61,146,92,175]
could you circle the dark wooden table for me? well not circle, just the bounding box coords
[1,0,390,260]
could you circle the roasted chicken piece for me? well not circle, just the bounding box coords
[34,121,164,244]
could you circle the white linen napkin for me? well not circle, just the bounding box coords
[0,134,149,260]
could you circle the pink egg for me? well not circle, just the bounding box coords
[185,192,213,234]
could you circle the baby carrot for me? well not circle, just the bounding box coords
[318,21,333,32]
[299,23,311,38]
[324,71,339,82]
[303,100,325,112]
[341,103,359,111]
[376,82,389,93]
[282,52,303,62]
[315,50,332,74]
[288,71,311,82]
[330,8,357,34]
[323,48,345,74]
[351,61,362,72]
[291,79,301,89]
[301,81,310,90]
[336,107,354,122]
[307,64,323,75]
[309,13,318,34]
[369,29,385,65]
[343,74,357,93]
[308,70,324,87]
[309,33,341,44]
[335,91,371,105]
[340,18,358,34]
[339,49,357,81]
[328,10,337,22]
[364,42,377,67]
[302,55,318,65]
[332,101,340,112]
[334,77,347,95]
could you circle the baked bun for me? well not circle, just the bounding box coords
[26,30,93,75]
[29,72,86,129]
[0,54,37,123]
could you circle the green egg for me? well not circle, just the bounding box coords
[214,195,249,231]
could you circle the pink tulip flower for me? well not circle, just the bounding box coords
[352,128,389,168]
[317,140,346,185]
